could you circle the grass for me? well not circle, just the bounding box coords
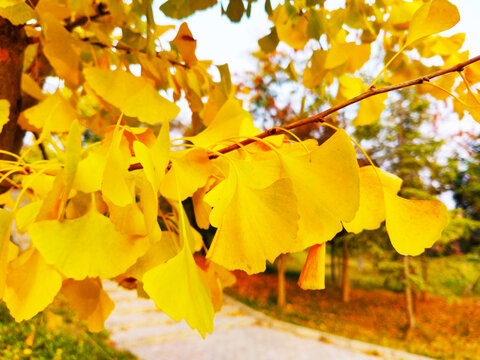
[0,299,136,360]
[229,253,480,360]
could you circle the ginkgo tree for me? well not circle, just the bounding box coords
[0,0,479,338]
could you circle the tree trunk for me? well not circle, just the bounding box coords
[0,18,27,160]
[330,241,336,285]
[403,256,416,336]
[420,253,429,301]
[342,240,350,303]
[276,254,287,307]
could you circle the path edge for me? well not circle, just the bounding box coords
[225,295,434,360]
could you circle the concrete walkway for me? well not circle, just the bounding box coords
[103,281,432,360]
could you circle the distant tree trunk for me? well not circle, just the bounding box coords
[0,18,27,161]
[330,241,336,285]
[420,253,429,301]
[403,256,416,336]
[276,254,287,307]
[342,240,351,303]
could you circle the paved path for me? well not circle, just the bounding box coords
[103,281,431,360]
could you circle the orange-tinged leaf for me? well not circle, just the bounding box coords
[171,23,197,66]
[354,93,388,126]
[4,249,62,321]
[343,166,402,234]
[84,68,179,125]
[187,98,259,148]
[206,171,299,274]
[62,278,115,332]
[406,0,460,46]
[143,244,214,338]
[279,129,359,252]
[0,99,9,134]
[29,205,150,280]
[298,243,326,290]
[160,149,212,201]
[385,192,449,256]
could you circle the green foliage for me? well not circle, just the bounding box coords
[0,301,135,360]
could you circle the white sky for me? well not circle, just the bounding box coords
[153,0,480,75]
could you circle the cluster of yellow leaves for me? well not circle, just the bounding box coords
[0,0,470,340]
[1,98,449,337]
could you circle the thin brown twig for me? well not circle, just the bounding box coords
[84,39,189,69]
[209,54,480,159]
[64,3,110,31]
[126,54,480,170]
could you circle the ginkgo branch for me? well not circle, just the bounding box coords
[208,54,480,159]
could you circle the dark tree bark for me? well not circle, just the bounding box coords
[276,254,287,307]
[403,256,416,337]
[330,240,336,285]
[342,239,351,303]
[0,17,27,159]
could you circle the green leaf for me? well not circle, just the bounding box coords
[160,0,217,20]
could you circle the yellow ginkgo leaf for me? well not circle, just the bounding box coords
[15,201,42,233]
[140,176,158,235]
[171,22,197,66]
[279,129,359,252]
[207,169,299,274]
[324,42,356,70]
[21,92,77,133]
[84,68,179,125]
[385,192,449,256]
[4,249,62,321]
[406,0,460,46]
[29,205,150,280]
[133,122,171,194]
[143,244,214,338]
[107,201,148,236]
[102,128,135,207]
[0,209,13,298]
[41,13,81,86]
[0,0,22,7]
[21,74,46,101]
[160,149,212,201]
[354,93,388,126]
[0,188,15,209]
[297,243,326,290]
[388,1,423,30]
[187,98,260,149]
[343,166,402,234]
[61,278,115,333]
[270,5,309,50]
[0,99,9,134]
[126,231,179,280]
[64,120,82,188]
[72,146,107,193]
